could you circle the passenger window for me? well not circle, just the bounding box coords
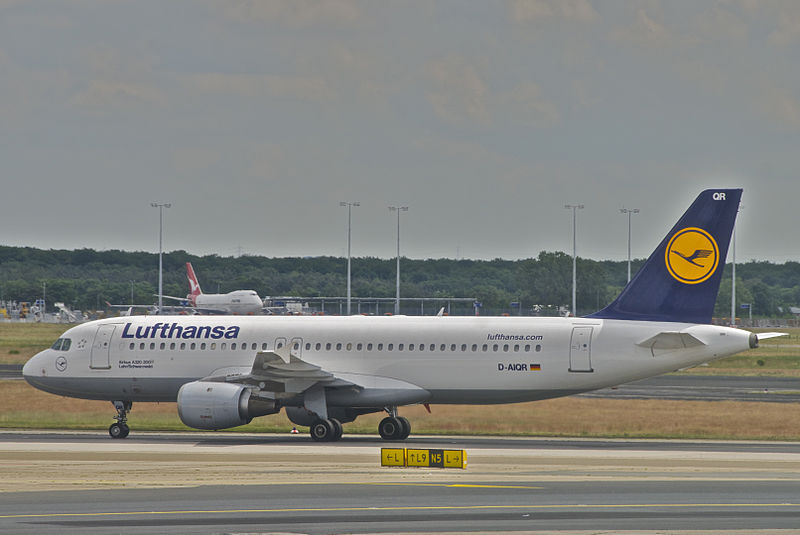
[430,344,435,351]
[461,344,467,351]
[377,343,383,350]
[160,342,166,350]
[231,343,237,350]
[262,343,268,350]
[418,344,424,351]
[524,344,530,352]
[471,344,477,352]
[180,342,186,350]
[503,344,509,352]
[398,344,404,351]
[201,343,207,350]
[315,343,321,350]
[140,342,145,350]
[251,343,257,350]
[305,343,311,350]
[482,344,488,351]
[493,344,498,352]
[367,343,373,350]
[535,344,542,352]
[336,343,342,351]
[171,342,176,350]
[190,342,196,350]
[150,342,155,350]
[326,343,332,350]
[514,344,520,352]
[221,343,226,350]
[388,343,393,351]
[450,344,456,351]
[357,343,363,351]
[346,343,352,351]
[409,344,414,351]
[440,344,446,351]
[129,343,135,350]
[211,343,217,350]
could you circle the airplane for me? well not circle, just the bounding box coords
[22,189,786,442]
[161,262,264,316]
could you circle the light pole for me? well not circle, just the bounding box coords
[130,280,135,305]
[389,205,408,315]
[340,201,360,315]
[565,204,584,316]
[731,204,743,327]
[151,202,171,315]
[619,207,640,283]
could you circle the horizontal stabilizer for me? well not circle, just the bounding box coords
[756,332,788,341]
[637,331,706,350]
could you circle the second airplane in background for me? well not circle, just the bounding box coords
[162,262,264,316]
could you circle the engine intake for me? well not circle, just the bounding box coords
[177,381,278,430]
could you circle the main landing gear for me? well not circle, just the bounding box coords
[378,408,411,441]
[309,418,344,442]
[109,400,132,439]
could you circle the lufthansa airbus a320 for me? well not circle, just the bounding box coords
[23,189,784,441]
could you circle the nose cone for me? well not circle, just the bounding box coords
[22,350,50,388]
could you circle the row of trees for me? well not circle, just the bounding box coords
[1,246,799,317]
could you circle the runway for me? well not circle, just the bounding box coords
[1,431,800,534]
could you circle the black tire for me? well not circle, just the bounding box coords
[310,419,333,442]
[397,416,411,440]
[378,416,402,440]
[329,418,343,441]
[109,423,127,439]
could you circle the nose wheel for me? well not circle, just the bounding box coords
[109,400,132,439]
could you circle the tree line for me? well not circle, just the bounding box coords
[1,245,799,317]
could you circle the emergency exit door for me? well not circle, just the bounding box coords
[568,326,593,372]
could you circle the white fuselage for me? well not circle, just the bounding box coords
[194,290,263,315]
[23,315,753,406]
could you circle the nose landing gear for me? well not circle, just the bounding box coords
[109,400,132,439]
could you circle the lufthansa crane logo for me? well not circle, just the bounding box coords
[665,227,719,284]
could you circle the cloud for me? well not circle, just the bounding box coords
[757,84,800,129]
[72,79,166,111]
[612,7,672,47]
[183,72,334,103]
[426,56,489,124]
[497,82,559,126]
[510,0,598,23]
[768,7,800,46]
[222,0,362,28]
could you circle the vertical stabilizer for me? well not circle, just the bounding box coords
[186,262,203,306]
[588,189,742,324]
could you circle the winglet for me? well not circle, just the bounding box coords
[588,189,742,324]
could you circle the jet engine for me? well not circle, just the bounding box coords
[177,381,278,430]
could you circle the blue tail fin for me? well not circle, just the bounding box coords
[588,189,742,324]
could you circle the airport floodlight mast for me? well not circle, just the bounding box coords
[340,201,360,315]
[389,205,409,315]
[565,204,584,316]
[731,203,743,327]
[150,202,171,315]
[619,207,640,283]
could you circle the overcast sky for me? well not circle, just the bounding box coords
[1,1,799,263]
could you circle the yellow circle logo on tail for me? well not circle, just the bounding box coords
[665,227,719,284]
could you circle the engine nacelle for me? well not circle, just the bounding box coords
[177,381,278,430]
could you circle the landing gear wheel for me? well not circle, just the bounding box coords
[310,419,333,442]
[109,400,132,439]
[329,418,343,441]
[379,416,404,440]
[108,422,129,439]
[397,416,411,440]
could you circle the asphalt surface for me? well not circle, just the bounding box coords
[1,431,800,534]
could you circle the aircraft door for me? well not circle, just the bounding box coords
[568,326,593,373]
[90,324,116,370]
[291,337,303,359]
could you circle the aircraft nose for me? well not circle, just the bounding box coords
[22,350,48,383]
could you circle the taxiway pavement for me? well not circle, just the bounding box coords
[1,431,799,534]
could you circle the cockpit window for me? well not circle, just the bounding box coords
[50,338,71,351]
